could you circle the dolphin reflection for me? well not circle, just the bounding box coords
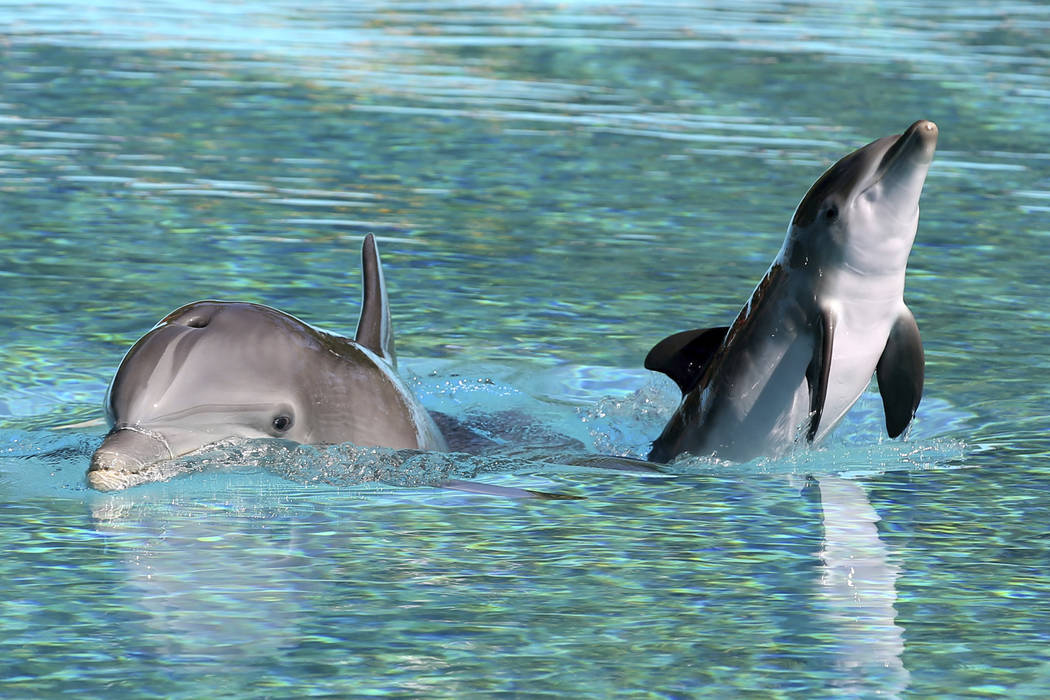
[817,476,909,696]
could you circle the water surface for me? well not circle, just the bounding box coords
[2,1,1050,697]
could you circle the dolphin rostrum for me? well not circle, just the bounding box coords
[646,120,937,463]
[88,234,448,490]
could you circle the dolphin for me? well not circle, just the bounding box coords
[88,234,448,490]
[645,120,937,463]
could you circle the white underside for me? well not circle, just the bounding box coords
[700,265,905,461]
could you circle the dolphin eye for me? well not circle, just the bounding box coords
[272,415,293,433]
[825,205,839,222]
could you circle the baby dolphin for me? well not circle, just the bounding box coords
[88,234,447,490]
[646,120,938,463]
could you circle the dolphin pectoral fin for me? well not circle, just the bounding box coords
[355,233,396,367]
[876,307,924,438]
[806,309,836,442]
[644,326,730,394]
[436,479,584,500]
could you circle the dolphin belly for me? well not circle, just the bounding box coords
[812,292,902,442]
[650,315,815,463]
[705,331,814,461]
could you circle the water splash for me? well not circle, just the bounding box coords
[3,361,972,496]
[578,375,971,478]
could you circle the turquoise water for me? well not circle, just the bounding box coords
[2,1,1050,697]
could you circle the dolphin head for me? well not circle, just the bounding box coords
[88,301,330,489]
[88,234,444,491]
[785,119,938,275]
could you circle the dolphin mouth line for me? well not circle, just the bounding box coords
[88,426,178,491]
[858,122,935,200]
[112,424,176,462]
[87,468,135,491]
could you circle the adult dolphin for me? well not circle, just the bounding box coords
[646,120,938,463]
[88,234,448,491]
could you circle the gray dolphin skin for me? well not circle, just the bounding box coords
[646,120,937,463]
[88,234,447,490]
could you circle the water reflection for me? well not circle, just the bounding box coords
[81,470,915,696]
[91,498,315,667]
[817,477,909,698]
[3,0,1050,696]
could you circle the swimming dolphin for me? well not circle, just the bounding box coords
[88,234,448,490]
[646,120,937,463]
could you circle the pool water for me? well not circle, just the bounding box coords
[2,1,1050,697]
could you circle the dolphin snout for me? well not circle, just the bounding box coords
[916,119,937,137]
[872,119,938,199]
[88,428,172,491]
[901,119,938,159]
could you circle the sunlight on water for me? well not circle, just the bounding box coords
[3,0,1050,697]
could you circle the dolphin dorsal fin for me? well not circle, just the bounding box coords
[644,326,729,394]
[355,234,396,367]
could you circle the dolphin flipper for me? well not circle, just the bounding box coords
[876,307,924,438]
[806,309,836,441]
[644,326,729,394]
[356,233,396,366]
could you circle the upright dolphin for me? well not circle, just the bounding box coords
[88,234,448,490]
[646,120,937,463]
